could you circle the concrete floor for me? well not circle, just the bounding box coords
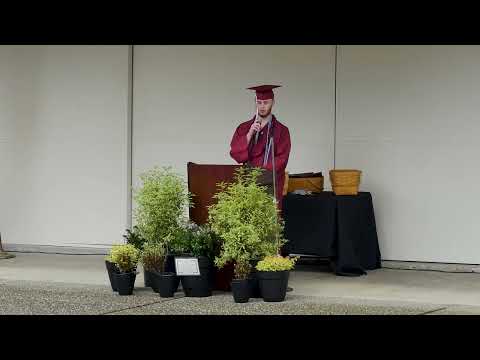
[1,253,480,314]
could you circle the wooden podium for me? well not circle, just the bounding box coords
[187,162,242,225]
[187,162,242,291]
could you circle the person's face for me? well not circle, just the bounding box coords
[256,98,274,117]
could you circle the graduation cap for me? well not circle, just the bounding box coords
[247,84,281,100]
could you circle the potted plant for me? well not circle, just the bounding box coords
[104,253,119,292]
[132,166,192,287]
[255,255,298,302]
[122,226,150,286]
[208,167,285,301]
[141,239,178,297]
[139,240,165,293]
[212,225,266,303]
[170,222,219,297]
[109,244,140,296]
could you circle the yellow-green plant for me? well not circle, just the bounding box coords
[133,166,192,248]
[208,167,286,279]
[140,241,167,273]
[256,255,298,272]
[109,244,140,273]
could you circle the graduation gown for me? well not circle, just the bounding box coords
[230,115,291,210]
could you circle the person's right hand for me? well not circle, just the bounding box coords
[247,120,261,143]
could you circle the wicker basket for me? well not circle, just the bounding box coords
[287,173,324,193]
[329,169,361,195]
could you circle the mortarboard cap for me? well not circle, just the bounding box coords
[247,84,281,100]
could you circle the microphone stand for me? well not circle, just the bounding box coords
[270,129,280,254]
[270,126,293,292]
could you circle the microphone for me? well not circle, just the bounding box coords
[254,108,261,144]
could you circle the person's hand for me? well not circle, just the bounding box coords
[247,120,261,143]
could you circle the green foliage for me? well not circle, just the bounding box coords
[140,241,167,272]
[122,226,146,250]
[169,221,219,260]
[208,167,286,278]
[187,223,219,259]
[109,244,140,273]
[256,255,299,272]
[168,226,192,255]
[133,166,192,246]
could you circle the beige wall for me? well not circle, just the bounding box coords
[132,45,335,191]
[0,45,129,250]
[2,45,480,264]
[336,45,480,264]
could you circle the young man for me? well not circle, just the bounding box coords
[230,84,291,211]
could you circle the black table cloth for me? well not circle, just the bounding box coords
[282,191,381,276]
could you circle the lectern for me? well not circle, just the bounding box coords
[187,162,242,225]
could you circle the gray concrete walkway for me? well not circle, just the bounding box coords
[1,253,480,315]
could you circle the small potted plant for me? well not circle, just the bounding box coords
[122,226,149,286]
[230,257,252,303]
[109,244,140,296]
[171,222,219,297]
[139,240,165,293]
[255,255,298,302]
[104,253,119,292]
[133,166,192,287]
[141,239,179,297]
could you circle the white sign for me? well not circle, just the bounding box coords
[174,257,200,276]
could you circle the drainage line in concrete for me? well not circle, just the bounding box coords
[418,307,448,315]
[382,267,480,274]
[101,296,185,315]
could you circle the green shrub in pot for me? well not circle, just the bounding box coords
[208,167,287,302]
[104,253,119,292]
[109,244,140,296]
[171,222,220,297]
[255,255,299,302]
[140,239,179,297]
[132,166,192,284]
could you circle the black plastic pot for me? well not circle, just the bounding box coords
[248,259,262,298]
[257,270,290,302]
[180,256,213,297]
[114,271,137,296]
[144,269,156,291]
[151,272,178,298]
[247,276,261,298]
[164,254,177,273]
[181,275,211,297]
[105,260,119,292]
[231,279,250,303]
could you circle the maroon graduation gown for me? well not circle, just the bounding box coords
[230,115,291,211]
